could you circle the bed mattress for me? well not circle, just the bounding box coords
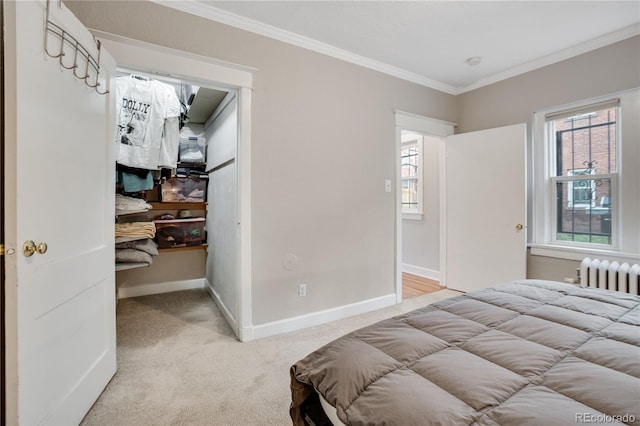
[290,279,640,425]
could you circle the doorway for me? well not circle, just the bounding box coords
[394,111,455,301]
[394,112,527,297]
[97,32,255,341]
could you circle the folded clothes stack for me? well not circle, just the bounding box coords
[115,222,156,239]
[115,238,159,266]
[115,194,153,214]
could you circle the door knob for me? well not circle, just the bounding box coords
[23,240,48,257]
[37,242,48,254]
[515,224,524,230]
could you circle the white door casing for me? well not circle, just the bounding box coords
[4,1,116,424]
[445,124,527,292]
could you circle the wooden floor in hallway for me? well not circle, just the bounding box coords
[402,273,444,299]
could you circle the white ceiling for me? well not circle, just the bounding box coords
[158,1,640,95]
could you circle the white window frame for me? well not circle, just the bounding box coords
[566,168,596,208]
[550,173,617,248]
[531,89,640,263]
[400,135,423,220]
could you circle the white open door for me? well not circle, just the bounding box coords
[4,1,116,424]
[444,124,527,292]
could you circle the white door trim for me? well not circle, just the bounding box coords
[94,31,255,341]
[393,111,455,301]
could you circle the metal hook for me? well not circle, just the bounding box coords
[84,76,109,95]
[59,39,79,71]
[44,1,65,59]
[95,84,110,96]
[43,0,109,96]
[86,40,109,95]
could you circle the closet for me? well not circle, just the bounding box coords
[113,68,238,303]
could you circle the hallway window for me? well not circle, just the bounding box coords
[401,132,423,220]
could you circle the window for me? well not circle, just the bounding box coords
[550,104,617,245]
[532,90,640,260]
[401,131,423,220]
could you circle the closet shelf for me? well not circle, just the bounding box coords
[115,262,150,272]
[116,208,150,217]
[158,243,208,253]
[149,202,207,210]
[115,236,149,244]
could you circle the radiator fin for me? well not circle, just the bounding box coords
[580,258,640,295]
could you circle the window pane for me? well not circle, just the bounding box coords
[402,179,418,209]
[556,178,612,244]
[553,107,617,176]
[401,146,419,178]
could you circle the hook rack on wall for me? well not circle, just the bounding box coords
[44,0,109,95]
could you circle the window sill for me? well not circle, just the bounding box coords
[402,212,423,221]
[529,243,639,263]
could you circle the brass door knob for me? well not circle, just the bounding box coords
[23,240,36,257]
[37,242,48,254]
[23,240,48,257]
[515,224,524,230]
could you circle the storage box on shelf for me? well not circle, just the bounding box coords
[148,201,208,253]
[178,136,206,163]
[154,217,205,249]
[161,176,207,202]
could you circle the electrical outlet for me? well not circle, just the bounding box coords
[298,283,307,297]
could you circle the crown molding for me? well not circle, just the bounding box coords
[151,0,460,95]
[152,1,639,96]
[458,24,640,94]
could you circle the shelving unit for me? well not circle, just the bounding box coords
[115,200,208,273]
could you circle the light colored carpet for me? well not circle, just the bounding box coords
[81,287,461,426]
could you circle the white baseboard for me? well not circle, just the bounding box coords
[117,278,205,299]
[402,263,440,281]
[204,279,239,337]
[251,293,397,340]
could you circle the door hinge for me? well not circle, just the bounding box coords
[0,244,4,256]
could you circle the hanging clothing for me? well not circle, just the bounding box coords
[158,116,180,169]
[115,75,181,170]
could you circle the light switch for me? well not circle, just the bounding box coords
[385,179,392,192]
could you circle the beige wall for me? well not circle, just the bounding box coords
[457,36,640,134]
[457,36,640,281]
[66,1,457,326]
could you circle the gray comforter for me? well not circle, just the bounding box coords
[290,280,640,425]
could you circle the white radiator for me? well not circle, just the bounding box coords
[580,258,640,295]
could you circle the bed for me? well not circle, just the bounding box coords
[290,279,640,426]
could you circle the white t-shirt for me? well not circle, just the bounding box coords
[115,76,181,169]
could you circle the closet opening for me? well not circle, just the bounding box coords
[113,66,242,338]
[96,31,255,341]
